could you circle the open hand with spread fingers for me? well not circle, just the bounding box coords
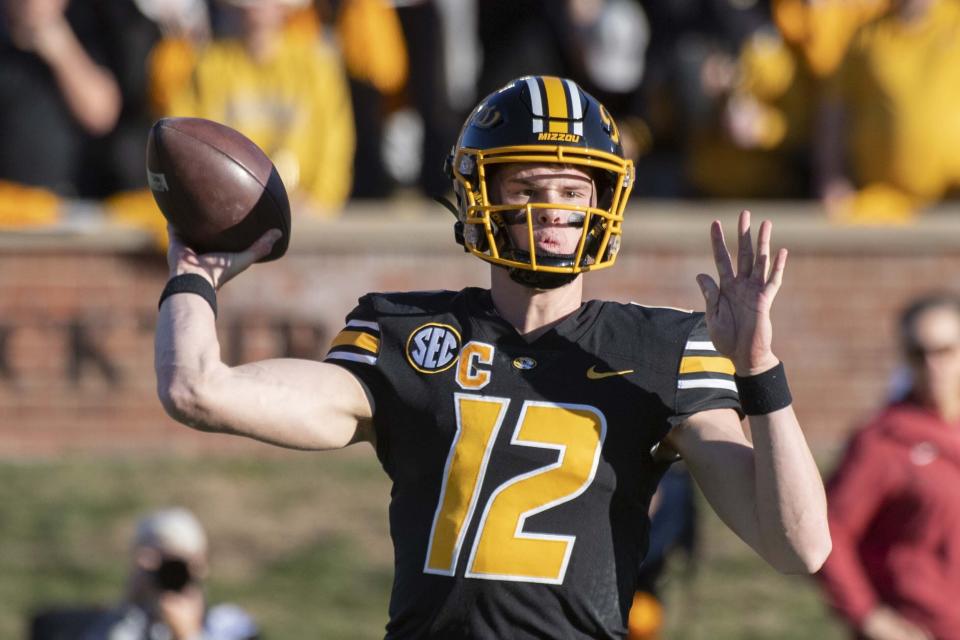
[696,210,787,375]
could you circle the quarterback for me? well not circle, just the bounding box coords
[155,76,831,639]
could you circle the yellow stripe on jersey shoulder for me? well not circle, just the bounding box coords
[331,329,379,354]
[679,356,735,375]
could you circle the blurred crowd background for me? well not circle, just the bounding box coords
[4,0,960,236]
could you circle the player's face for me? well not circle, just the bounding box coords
[491,164,596,257]
[905,305,960,406]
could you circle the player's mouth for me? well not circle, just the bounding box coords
[532,230,579,255]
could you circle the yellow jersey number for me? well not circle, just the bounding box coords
[424,393,607,584]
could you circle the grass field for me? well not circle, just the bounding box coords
[1,448,847,639]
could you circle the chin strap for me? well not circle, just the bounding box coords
[507,267,578,290]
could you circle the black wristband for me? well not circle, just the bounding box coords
[734,361,792,416]
[158,274,217,318]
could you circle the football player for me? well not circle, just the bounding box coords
[156,76,831,639]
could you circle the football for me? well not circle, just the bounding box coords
[145,117,290,262]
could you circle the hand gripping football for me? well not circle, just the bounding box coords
[145,117,291,262]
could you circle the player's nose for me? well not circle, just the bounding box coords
[536,207,566,225]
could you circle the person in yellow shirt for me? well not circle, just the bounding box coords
[689,0,892,202]
[688,27,816,199]
[772,0,890,80]
[170,0,356,215]
[817,0,960,222]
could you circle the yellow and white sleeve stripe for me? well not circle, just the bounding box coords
[325,319,380,365]
[676,340,738,392]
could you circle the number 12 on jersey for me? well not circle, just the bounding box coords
[424,393,607,584]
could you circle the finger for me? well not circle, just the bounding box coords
[223,229,282,282]
[248,228,282,260]
[755,251,769,285]
[710,220,735,282]
[763,247,788,297]
[696,273,720,316]
[754,219,773,282]
[737,209,753,279]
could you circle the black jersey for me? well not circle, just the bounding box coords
[325,288,739,639]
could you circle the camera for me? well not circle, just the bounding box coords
[151,558,192,592]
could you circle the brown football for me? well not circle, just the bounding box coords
[145,117,290,262]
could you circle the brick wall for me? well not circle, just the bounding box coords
[2,201,958,458]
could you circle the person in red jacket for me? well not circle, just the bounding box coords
[819,293,960,640]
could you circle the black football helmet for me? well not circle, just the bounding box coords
[446,76,634,289]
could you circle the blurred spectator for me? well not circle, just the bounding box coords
[83,0,170,198]
[89,0,215,197]
[635,0,771,197]
[332,0,409,199]
[563,0,652,164]
[818,294,960,640]
[688,0,896,201]
[474,1,654,178]
[816,0,960,223]
[771,0,889,80]
[170,0,355,215]
[392,0,464,199]
[95,0,210,243]
[144,0,211,117]
[687,25,816,199]
[0,0,121,204]
[30,507,258,640]
[627,464,699,640]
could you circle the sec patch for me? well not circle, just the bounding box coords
[406,323,462,373]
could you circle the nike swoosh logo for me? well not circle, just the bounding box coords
[586,365,635,380]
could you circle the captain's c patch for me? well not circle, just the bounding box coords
[406,323,462,373]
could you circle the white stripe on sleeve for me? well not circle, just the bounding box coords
[346,319,379,331]
[677,378,738,392]
[326,351,378,365]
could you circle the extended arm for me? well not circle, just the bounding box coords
[155,230,373,450]
[667,406,828,574]
[665,211,831,574]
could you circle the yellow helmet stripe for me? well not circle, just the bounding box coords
[542,76,569,133]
